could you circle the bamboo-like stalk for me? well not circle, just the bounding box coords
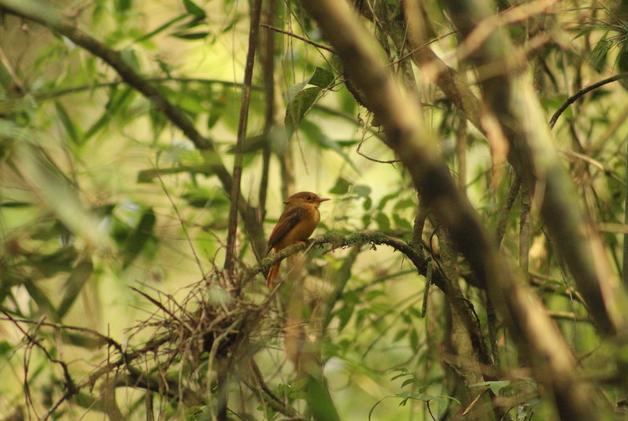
[224,0,263,278]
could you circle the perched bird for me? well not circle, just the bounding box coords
[266,191,329,286]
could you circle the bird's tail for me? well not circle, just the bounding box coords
[267,261,281,288]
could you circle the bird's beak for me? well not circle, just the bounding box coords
[318,197,330,203]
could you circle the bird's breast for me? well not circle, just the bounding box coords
[276,205,320,249]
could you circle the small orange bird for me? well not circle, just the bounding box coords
[266,191,330,286]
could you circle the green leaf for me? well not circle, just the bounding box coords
[120,48,141,71]
[171,31,210,40]
[409,329,419,349]
[393,198,415,210]
[32,247,79,278]
[73,392,106,412]
[207,95,227,129]
[590,35,610,73]
[393,329,407,343]
[183,0,207,19]
[305,375,341,421]
[0,340,11,357]
[377,191,398,210]
[54,101,82,145]
[135,14,189,43]
[329,177,351,195]
[393,214,412,231]
[58,258,94,318]
[353,185,371,198]
[83,87,134,142]
[24,280,59,321]
[309,66,334,88]
[285,86,320,133]
[115,0,133,12]
[122,208,157,268]
[16,142,102,246]
[336,304,354,332]
[401,377,417,388]
[0,201,33,208]
[470,380,511,395]
[375,212,391,231]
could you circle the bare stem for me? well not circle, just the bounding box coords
[225,0,263,278]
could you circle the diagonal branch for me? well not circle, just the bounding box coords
[549,72,628,129]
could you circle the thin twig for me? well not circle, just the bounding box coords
[549,73,628,128]
[261,23,335,53]
[155,169,206,278]
[357,136,399,163]
[30,77,256,100]
[249,360,301,418]
[225,0,263,279]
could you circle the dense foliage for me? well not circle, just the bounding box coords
[1,0,627,419]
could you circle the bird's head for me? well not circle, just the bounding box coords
[284,191,330,208]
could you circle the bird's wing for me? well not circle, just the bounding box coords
[267,206,303,251]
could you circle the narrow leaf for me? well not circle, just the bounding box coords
[183,0,206,19]
[123,208,157,268]
[58,258,94,318]
[285,86,320,133]
[54,101,81,145]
